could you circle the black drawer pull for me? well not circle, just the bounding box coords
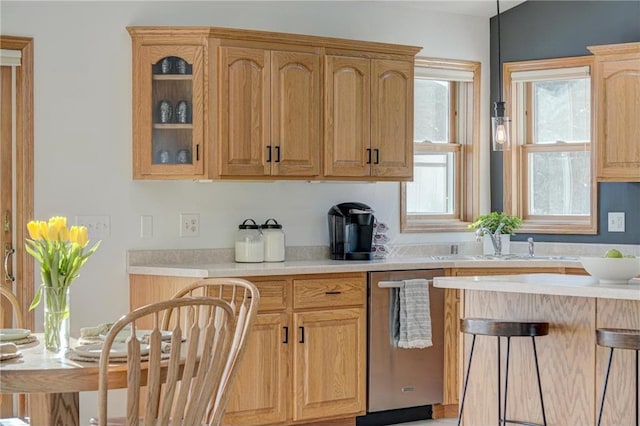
[374,148,380,164]
[325,291,342,295]
[267,145,272,162]
[299,326,305,343]
[366,148,372,164]
[275,146,281,163]
[283,326,289,344]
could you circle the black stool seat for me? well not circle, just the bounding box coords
[596,327,640,426]
[597,328,640,350]
[457,318,549,426]
[461,318,549,337]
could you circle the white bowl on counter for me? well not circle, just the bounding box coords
[580,256,640,284]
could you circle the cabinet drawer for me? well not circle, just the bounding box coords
[293,275,365,309]
[253,280,289,312]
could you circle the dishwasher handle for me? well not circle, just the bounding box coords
[377,279,434,289]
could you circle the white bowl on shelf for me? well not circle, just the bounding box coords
[580,256,640,284]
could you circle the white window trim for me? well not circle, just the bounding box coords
[503,56,597,234]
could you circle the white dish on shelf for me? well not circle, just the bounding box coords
[74,342,150,359]
[0,329,31,342]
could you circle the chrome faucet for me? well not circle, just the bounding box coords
[475,222,505,256]
[528,237,535,257]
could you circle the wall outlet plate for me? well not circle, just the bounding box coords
[75,215,110,239]
[180,213,199,237]
[607,212,625,233]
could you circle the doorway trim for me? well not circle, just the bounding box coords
[0,36,34,330]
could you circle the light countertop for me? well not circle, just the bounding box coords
[127,256,584,278]
[433,273,640,301]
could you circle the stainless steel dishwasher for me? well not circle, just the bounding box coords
[366,269,445,420]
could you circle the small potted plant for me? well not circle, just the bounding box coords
[468,211,523,255]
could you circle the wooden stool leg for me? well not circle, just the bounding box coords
[457,334,477,426]
[532,336,547,426]
[597,347,615,426]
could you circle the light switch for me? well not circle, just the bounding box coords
[607,212,625,232]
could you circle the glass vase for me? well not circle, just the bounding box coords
[43,286,70,352]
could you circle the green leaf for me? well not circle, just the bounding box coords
[29,285,43,311]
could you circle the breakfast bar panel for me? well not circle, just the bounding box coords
[596,298,640,426]
[434,273,640,426]
[462,290,595,426]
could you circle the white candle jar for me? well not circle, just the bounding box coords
[261,218,285,262]
[235,219,264,263]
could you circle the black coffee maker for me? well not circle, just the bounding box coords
[328,202,375,260]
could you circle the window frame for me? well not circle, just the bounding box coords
[503,56,597,234]
[401,57,480,233]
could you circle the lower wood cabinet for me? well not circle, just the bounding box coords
[129,272,366,426]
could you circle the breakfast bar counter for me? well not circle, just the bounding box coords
[433,273,640,426]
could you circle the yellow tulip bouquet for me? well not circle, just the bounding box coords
[26,216,100,351]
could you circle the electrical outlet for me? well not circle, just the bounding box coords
[608,212,625,232]
[180,213,199,237]
[75,215,110,239]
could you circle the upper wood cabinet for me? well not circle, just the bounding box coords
[217,46,321,178]
[324,56,414,179]
[588,42,640,182]
[129,26,421,181]
[128,28,209,180]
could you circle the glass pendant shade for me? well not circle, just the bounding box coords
[492,101,511,151]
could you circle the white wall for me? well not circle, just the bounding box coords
[3,0,489,416]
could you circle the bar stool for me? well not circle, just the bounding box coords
[457,318,549,426]
[596,328,640,426]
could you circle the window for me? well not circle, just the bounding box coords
[503,57,597,234]
[401,58,480,232]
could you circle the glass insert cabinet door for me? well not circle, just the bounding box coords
[134,44,205,178]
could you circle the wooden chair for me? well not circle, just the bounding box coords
[0,285,27,419]
[96,296,240,426]
[165,278,260,425]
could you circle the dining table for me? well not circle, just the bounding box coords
[0,334,133,426]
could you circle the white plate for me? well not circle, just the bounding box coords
[0,351,22,361]
[0,329,30,342]
[74,342,150,358]
[99,328,172,343]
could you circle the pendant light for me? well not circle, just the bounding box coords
[492,0,511,151]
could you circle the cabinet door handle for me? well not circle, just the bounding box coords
[267,145,272,163]
[275,146,281,163]
[299,326,305,343]
[4,244,15,283]
[196,144,200,161]
[283,326,289,344]
[366,148,372,164]
[325,291,342,295]
[374,148,380,164]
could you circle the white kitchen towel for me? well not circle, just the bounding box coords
[397,279,433,349]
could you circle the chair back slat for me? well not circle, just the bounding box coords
[98,297,235,426]
[166,278,260,425]
[125,337,141,426]
[144,314,163,424]
[158,326,183,424]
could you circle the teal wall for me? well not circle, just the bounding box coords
[490,0,640,243]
